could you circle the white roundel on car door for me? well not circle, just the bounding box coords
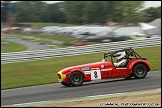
[91,69,101,80]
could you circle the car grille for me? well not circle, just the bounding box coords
[57,74,61,79]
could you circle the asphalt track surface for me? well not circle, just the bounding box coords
[1,71,161,106]
[4,38,51,51]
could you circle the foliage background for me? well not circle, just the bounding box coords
[14,1,161,24]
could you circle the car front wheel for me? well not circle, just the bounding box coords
[69,72,84,87]
[133,64,148,79]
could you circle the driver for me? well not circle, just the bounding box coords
[114,51,129,67]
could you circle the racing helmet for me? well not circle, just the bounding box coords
[116,51,126,60]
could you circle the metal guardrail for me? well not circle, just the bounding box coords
[1,37,161,64]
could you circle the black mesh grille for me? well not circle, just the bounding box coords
[57,74,61,79]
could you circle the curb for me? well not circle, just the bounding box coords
[2,88,161,107]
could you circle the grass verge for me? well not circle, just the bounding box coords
[1,46,161,89]
[1,39,28,53]
[12,33,75,43]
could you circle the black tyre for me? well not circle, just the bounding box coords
[69,72,84,87]
[61,82,71,87]
[133,64,148,79]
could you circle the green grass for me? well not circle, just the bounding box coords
[135,46,161,71]
[1,46,161,89]
[20,22,76,29]
[1,40,28,53]
[13,33,75,43]
[39,41,67,48]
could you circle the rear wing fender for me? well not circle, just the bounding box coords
[127,59,151,72]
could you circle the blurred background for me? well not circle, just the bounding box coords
[1,1,161,47]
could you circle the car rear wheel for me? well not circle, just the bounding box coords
[69,72,84,87]
[133,64,148,79]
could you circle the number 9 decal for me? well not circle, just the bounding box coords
[91,70,101,80]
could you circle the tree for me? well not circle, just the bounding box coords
[141,6,161,22]
[15,1,47,22]
[118,1,144,23]
[82,1,107,24]
[42,2,66,23]
[14,1,145,24]
[106,1,123,22]
[64,1,86,24]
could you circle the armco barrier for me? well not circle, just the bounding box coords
[1,37,161,64]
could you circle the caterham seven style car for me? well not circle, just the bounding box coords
[57,48,151,87]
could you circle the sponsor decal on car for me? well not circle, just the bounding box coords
[83,70,91,74]
[101,65,104,68]
[91,68,100,70]
[101,68,112,71]
[81,67,90,71]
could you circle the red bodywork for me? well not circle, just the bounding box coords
[58,58,151,83]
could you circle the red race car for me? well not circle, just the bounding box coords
[57,48,151,87]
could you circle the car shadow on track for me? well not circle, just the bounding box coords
[82,78,134,86]
[82,77,151,87]
[60,77,151,88]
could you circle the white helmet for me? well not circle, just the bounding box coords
[117,51,126,60]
